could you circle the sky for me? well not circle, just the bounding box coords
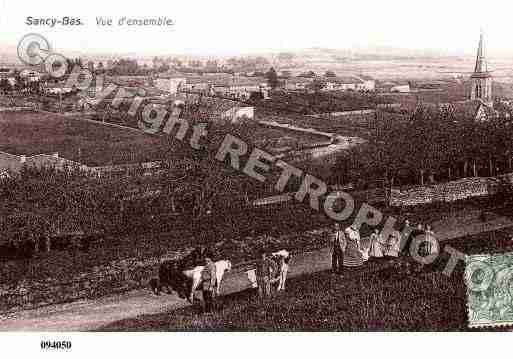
[1,0,513,57]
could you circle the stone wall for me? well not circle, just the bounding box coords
[0,250,189,314]
[0,106,37,112]
[390,177,496,207]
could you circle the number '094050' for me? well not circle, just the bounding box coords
[40,340,72,350]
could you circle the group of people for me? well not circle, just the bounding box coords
[331,220,438,273]
[170,219,439,313]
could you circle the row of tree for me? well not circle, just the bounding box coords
[0,120,268,258]
[334,104,513,192]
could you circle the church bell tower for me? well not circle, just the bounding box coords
[470,31,493,107]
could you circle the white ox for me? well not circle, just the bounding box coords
[182,259,232,302]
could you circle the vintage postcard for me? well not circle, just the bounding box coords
[1,0,513,351]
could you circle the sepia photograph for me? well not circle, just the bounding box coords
[1,0,513,354]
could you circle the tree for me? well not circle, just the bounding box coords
[0,78,11,94]
[266,67,279,89]
[310,77,326,93]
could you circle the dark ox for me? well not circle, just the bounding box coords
[150,247,210,298]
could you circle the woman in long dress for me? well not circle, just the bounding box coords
[424,225,439,255]
[385,230,401,258]
[343,226,364,267]
[369,228,384,258]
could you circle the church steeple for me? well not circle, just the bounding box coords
[474,30,488,73]
[470,30,493,107]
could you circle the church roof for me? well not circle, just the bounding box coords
[445,100,496,121]
[414,100,497,121]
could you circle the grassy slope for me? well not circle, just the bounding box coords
[99,229,513,331]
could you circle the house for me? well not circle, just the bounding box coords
[222,106,255,123]
[43,82,75,95]
[154,77,186,94]
[182,77,210,92]
[0,68,13,79]
[19,69,41,82]
[0,169,11,179]
[212,77,267,100]
[323,76,363,91]
[284,77,314,91]
[390,84,411,93]
[0,76,16,92]
[320,76,375,92]
[355,75,376,91]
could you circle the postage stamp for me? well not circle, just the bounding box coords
[465,252,513,328]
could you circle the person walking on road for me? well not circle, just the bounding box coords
[384,231,401,258]
[424,224,439,256]
[256,251,277,298]
[369,228,384,258]
[399,219,413,254]
[343,225,364,267]
[331,223,346,273]
[272,250,291,291]
[201,256,217,313]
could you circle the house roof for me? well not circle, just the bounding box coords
[445,100,481,116]
[183,96,241,116]
[430,100,496,120]
[326,76,364,84]
[44,82,74,89]
[213,77,265,87]
[357,75,374,81]
[286,77,314,84]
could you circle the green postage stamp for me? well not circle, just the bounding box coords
[465,252,513,328]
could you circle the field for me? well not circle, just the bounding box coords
[285,55,513,84]
[0,109,338,169]
[99,228,513,331]
[0,111,168,166]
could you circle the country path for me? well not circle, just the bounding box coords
[1,213,512,331]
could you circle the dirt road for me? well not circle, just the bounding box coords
[1,215,512,331]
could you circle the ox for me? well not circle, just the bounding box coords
[153,258,232,303]
[183,259,232,302]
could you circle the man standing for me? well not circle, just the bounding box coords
[201,256,217,313]
[408,223,425,256]
[256,251,277,298]
[272,250,291,291]
[399,219,414,255]
[331,223,345,273]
